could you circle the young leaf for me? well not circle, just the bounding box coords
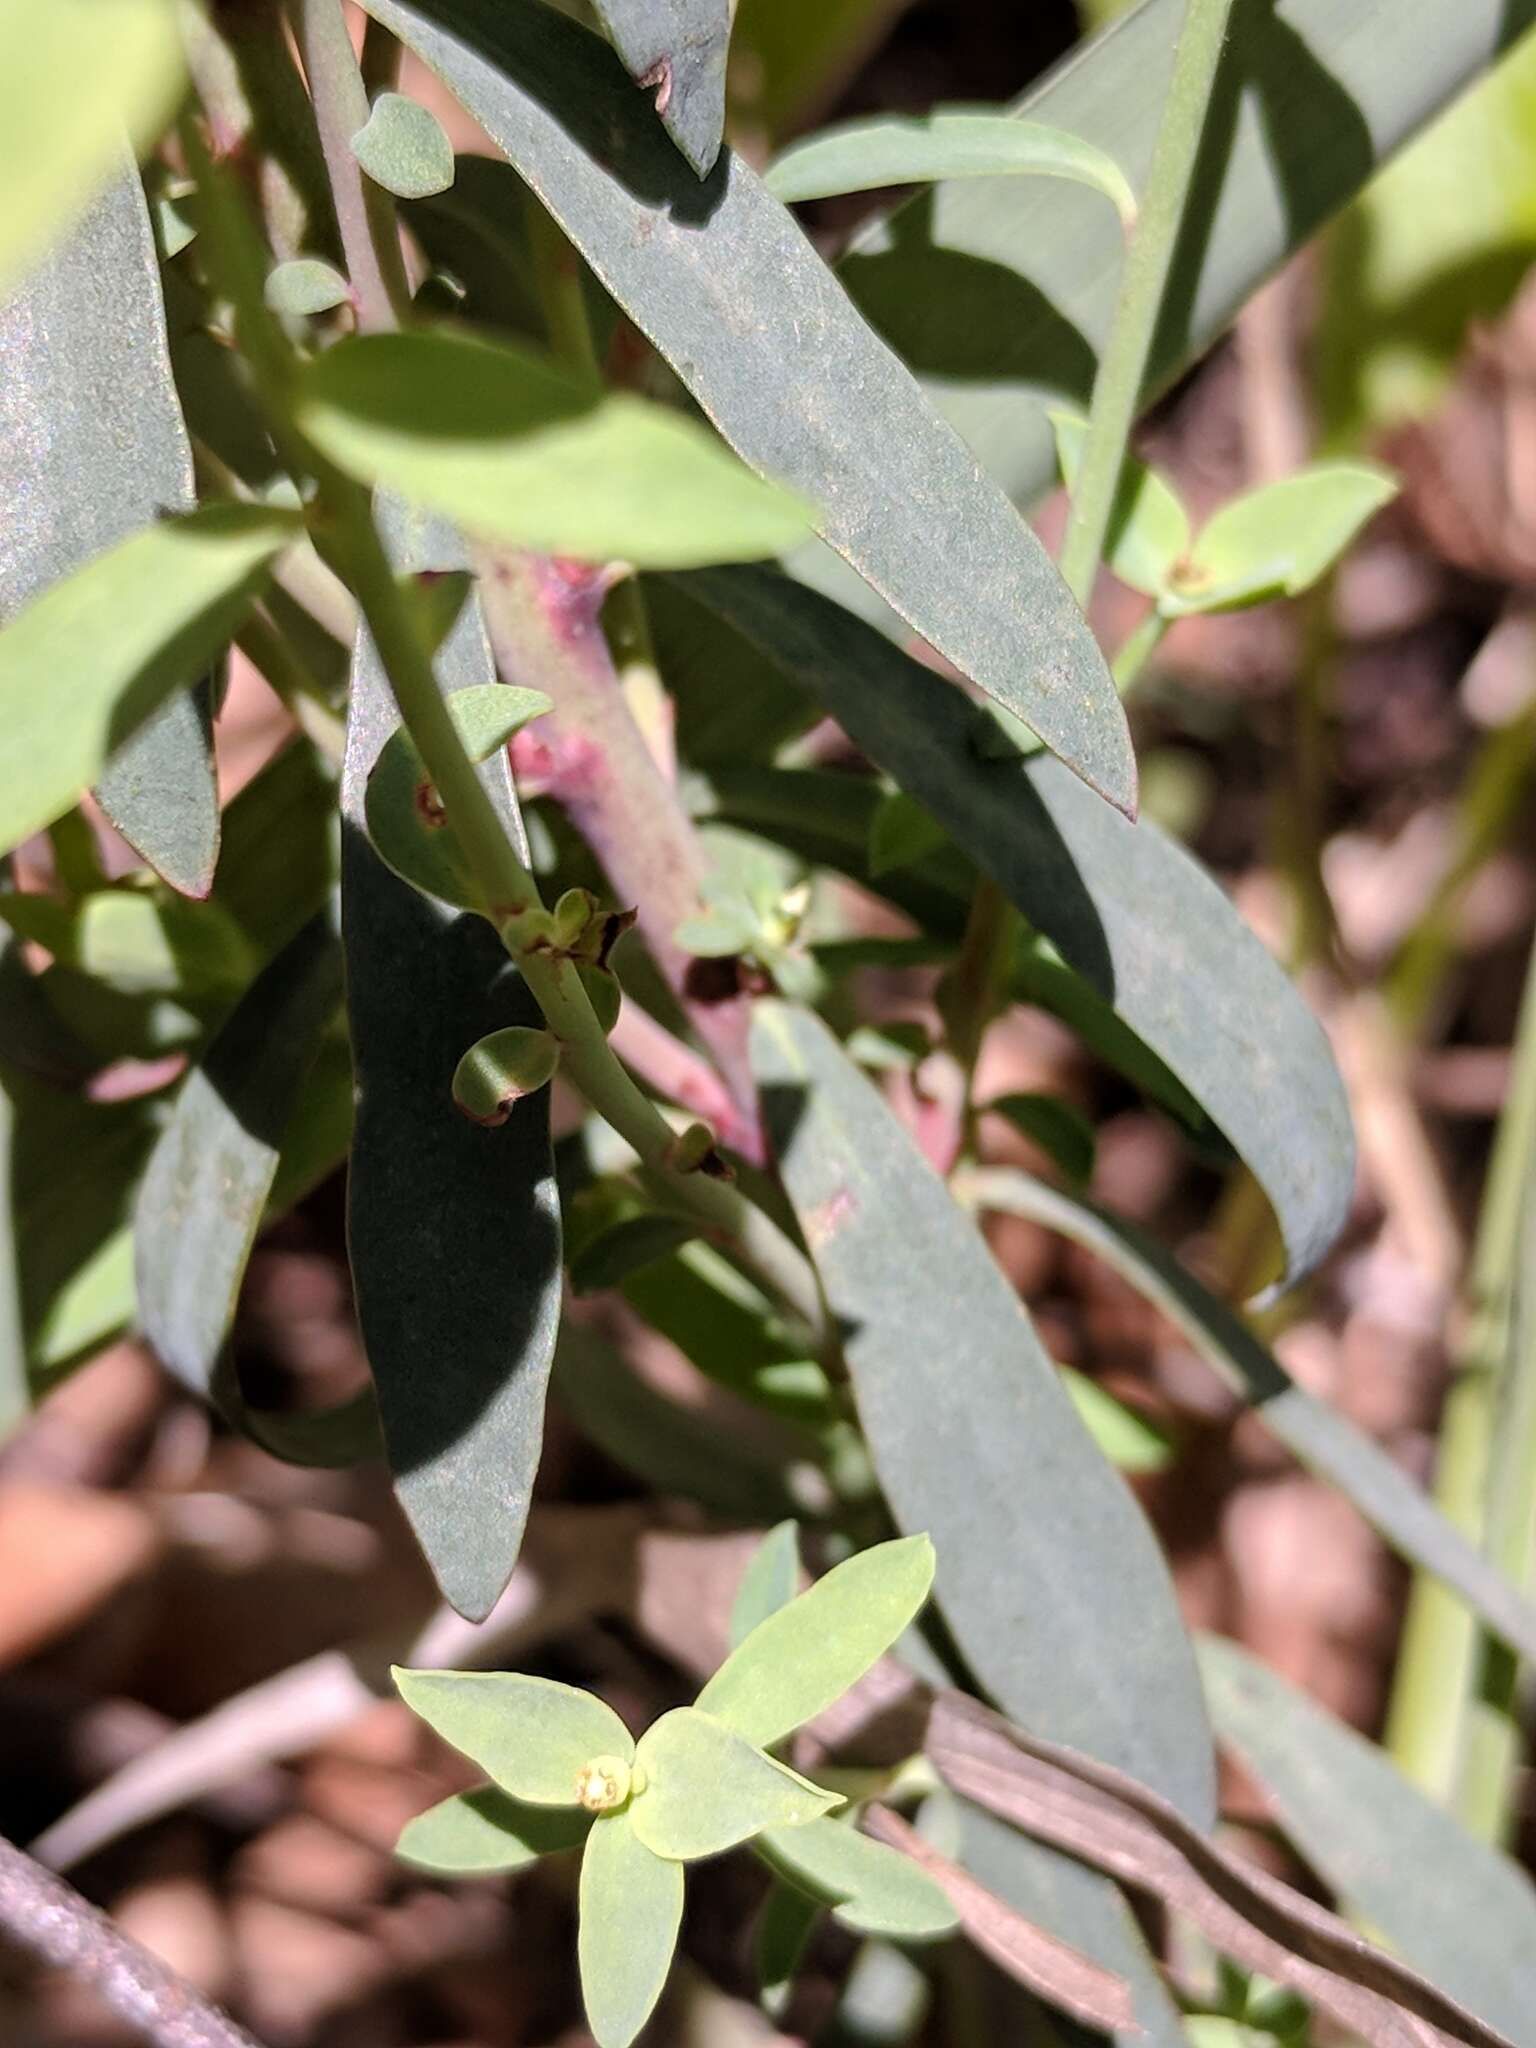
[297,330,811,569]
[359,0,1135,812]
[753,1002,1215,1825]
[453,1025,560,1125]
[729,1521,801,1648]
[265,257,352,315]
[984,1091,1096,1186]
[578,1810,684,2048]
[767,113,1136,227]
[0,0,183,294]
[394,1668,633,1802]
[443,683,553,761]
[0,173,221,896]
[756,1817,960,1940]
[1063,1370,1172,1474]
[591,0,731,178]
[1050,411,1191,597]
[1164,463,1398,615]
[697,1534,935,1748]
[1200,1636,1536,2047]
[364,722,482,911]
[684,567,1353,1289]
[0,507,293,861]
[351,91,456,199]
[397,1786,593,1872]
[630,1708,839,1860]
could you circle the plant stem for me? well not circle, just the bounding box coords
[1058,0,1234,611]
[292,0,412,330]
[1111,608,1169,695]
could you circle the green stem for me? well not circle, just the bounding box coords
[292,0,412,330]
[1111,608,1169,696]
[1058,0,1234,611]
[937,878,1013,1166]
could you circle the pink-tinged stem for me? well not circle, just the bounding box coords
[479,547,762,1151]
[608,996,764,1164]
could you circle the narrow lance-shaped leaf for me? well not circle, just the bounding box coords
[682,565,1353,1288]
[1199,1635,1536,2048]
[394,1668,634,1802]
[297,330,811,570]
[397,1786,592,1872]
[729,1520,801,1647]
[0,171,237,892]
[698,1533,935,1747]
[592,0,731,178]
[359,0,1134,812]
[767,112,1137,227]
[756,1817,959,1940]
[752,1001,1216,1826]
[959,1165,1536,1668]
[578,1811,684,2048]
[629,1708,840,1860]
[343,505,562,1621]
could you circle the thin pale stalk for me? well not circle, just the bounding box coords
[1058,0,1235,610]
[1111,608,1169,695]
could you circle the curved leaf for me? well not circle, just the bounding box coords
[351,91,456,199]
[1200,1636,1536,2048]
[397,1785,593,1872]
[685,566,1352,1288]
[297,330,810,569]
[358,0,1134,811]
[266,257,351,315]
[0,0,182,296]
[751,1001,1215,1825]
[960,1166,1536,1668]
[343,506,562,1621]
[756,1816,959,1939]
[0,172,222,893]
[729,1520,801,1647]
[630,1708,838,1860]
[394,1667,633,1800]
[592,0,730,178]
[578,1810,684,2048]
[696,1533,934,1747]
[1165,462,1398,616]
[767,113,1136,226]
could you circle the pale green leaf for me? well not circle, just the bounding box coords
[452,1025,560,1125]
[631,1708,839,1861]
[364,722,480,912]
[578,1810,684,2048]
[1050,411,1190,597]
[591,0,730,177]
[0,507,294,858]
[0,891,252,1000]
[1063,1369,1172,1474]
[767,113,1136,227]
[297,329,811,569]
[393,1668,633,1803]
[444,683,552,761]
[696,1533,934,1748]
[1165,463,1398,615]
[351,91,456,199]
[756,1816,959,1940]
[0,0,184,295]
[729,1520,801,1648]
[397,1785,593,1872]
[265,257,351,315]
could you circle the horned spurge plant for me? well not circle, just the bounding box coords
[393,1534,954,2046]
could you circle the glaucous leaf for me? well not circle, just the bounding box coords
[0,0,183,294]
[0,171,220,896]
[397,1785,592,1872]
[357,0,1135,811]
[452,1025,560,1125]
[1163,463,1398,616]
[592,0,730,177]
[961,1166,1536,1667]
[578,1810,684,2048]
[297,329,810,569]
[630,1708,839,1860]
[757,1816,959,1940]
[394,1668,634,1802]
[351,90,456,199]
[767,112,1136,226]
[344,507,562,1621]
[687,567,1352,1289]
[1050,411,1190,597]
[729,1520,801,1648]
[1200,1635,1536,2048]
[753,1002,1215,1824]
[0,507,292,860]
[265,257,352,315]
[696,1533,935,1748]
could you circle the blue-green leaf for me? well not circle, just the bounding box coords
[394,1667,633,1801]
[751,1002,1214,1825]
[578,1810,684,2048]
[351,91,456,199]
[592,0,730,177]
[358,0,1134,811]
[265,257,351,315]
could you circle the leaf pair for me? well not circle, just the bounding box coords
[394,1532,945,2046]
